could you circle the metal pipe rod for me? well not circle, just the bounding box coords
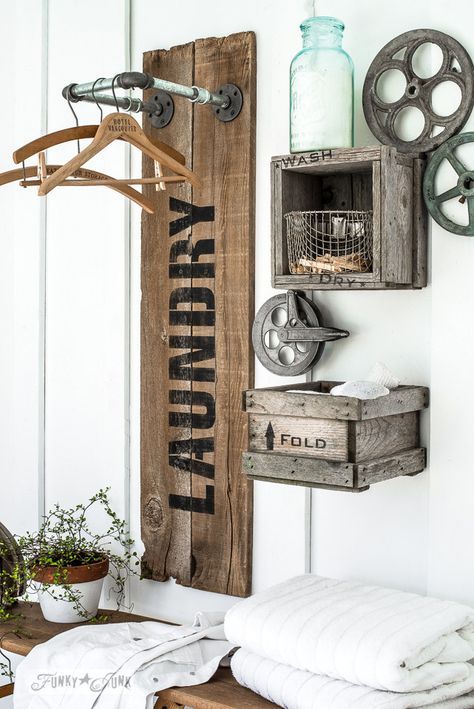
[73,91,159,115]
[76,91,141,112]
[68,72,230,109]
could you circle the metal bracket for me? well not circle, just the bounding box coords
[148,91,174,129]
[213,84,243,122]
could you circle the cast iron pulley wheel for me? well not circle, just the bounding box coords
[363,29,474,154]
[424,131,474,236]
[252,291,349,377]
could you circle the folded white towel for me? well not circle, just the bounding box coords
[232,649,474,709]
[224,575,474,694]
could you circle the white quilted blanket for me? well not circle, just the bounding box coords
[231,649,474,709]
[224,575,474,694]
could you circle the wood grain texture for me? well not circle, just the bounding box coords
[141,33,255,597]
[0,684,14,698]
[157,668,278,708]
[413,157,428,288]
[189,32,255,596]
[0,602,155,656]
[243,451,355,488]
[244,382,429,421]
[356,448,426,487]
[351,412,419,462]
[381,147,413,284]
[141,41,194,585]
[243,447,426,491]
[249,414,348,460]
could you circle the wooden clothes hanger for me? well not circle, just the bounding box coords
[0,163,155,214]
[37,112,200,196]
[12,124,186,166]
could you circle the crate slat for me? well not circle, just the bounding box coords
[244,383,429,421]
[243,448,427,491]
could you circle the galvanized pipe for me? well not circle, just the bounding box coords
[72,90,159,115]
[67,72,230,109]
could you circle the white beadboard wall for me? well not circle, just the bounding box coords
[1,6,474,693]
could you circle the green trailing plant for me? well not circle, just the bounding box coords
[0,488,139,626]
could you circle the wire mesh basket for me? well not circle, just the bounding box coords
[285,210,373,274]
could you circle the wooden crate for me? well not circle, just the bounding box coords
[271,146,427,290]
[242,381,429,492]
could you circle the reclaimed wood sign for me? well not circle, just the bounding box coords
[141,33,256,597]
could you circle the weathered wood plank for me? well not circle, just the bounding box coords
[141,33,255,597]
[0,684,14,699]
[156,668,278,709]
[249,414,348,460]
[244,383,429,421]
[355,448,426,487]
[351,412,419,462]
[243,451,354,487]
[189,32,256,597]
[243,448,426,491]
[0,602,156,656]
[371,159,382,282]
[412,157,428,288]
[141,41,194,585]
[360,386,429,419]
[273,275,411,289]
[381,146,414,285]
[273,146,383,170]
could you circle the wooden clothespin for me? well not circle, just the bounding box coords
[154,161,166,192]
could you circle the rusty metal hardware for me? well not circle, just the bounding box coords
[363,29,474,154]
[252,291,349,377]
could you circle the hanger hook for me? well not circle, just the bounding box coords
[91,77,105,122]
[66,85,81,155]
[111,74,121,113]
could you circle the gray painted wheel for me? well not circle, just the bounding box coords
[363,29,474,153]
[424,131,474,236]
[252,293,324,376]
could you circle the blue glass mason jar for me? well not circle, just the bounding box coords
[290,16,354,153]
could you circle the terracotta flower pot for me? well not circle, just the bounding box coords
[34,558,109,623]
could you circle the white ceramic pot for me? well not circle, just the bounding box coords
[34,558,109,624]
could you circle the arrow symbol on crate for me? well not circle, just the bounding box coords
[265,422,275,450]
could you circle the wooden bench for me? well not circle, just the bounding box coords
[0,602,277,709]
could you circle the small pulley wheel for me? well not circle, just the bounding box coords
[252,292,324,377]
[363,29,474,153]
[423,131,474,236]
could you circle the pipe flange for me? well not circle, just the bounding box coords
[213,84,243,122]
[149,91,174,128]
